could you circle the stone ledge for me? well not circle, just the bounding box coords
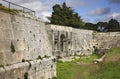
[0,57,56,79]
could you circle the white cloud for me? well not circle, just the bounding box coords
[37,11,52,22]
[66,0,88,8]
[88,8,110,16]
[95,12,120,23]
[3,0,62,22]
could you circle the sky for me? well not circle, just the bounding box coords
[1,0,120,23]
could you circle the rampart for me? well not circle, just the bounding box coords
[0,11,56,79]
[93,32,120,54]
[0,9,120,79]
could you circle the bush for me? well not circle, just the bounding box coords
[0,64,4,68]
[0,5,19,14]
[52,77,57,79]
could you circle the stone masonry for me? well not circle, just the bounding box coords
[47,25,93,57]
[93,32,120,54]
[0,11,56,79]
[0,9,120,79]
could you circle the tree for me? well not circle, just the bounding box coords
[96,22,108,32]
[49,3,84,28]
[106,19,120,31]
[83,23,96,30]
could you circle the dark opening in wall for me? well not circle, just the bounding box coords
[60,34,66,52]
[10,41,15,53]
[33,34,35,38]
[30,31,32,33]
[17,39,19,41]
[24,72,28,79]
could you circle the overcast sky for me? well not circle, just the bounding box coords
[1,0,120,23]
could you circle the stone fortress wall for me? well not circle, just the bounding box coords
[0,11,56,79]
[0,10,120,79]
[93,32,120,54]
[47,25,93,57]
[72,29,93,56]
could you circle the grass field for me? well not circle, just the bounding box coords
[56,47,120,79]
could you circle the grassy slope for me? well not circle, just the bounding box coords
[56,47,120,79]
[90,62,120,79]
[90,47,120,79]
[105,47,120,63]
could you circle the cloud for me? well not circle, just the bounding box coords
[95,12,120,23]
[2,0,62,22]
[66,0,88,8]
[37,11,52,22]
[88,8,110,16]
[108,0,120,4]
[82,18,91,23]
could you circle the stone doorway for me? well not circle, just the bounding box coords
[60,34,66,52]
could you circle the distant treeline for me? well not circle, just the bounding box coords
[48,3,120,32]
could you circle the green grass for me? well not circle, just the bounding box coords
[105,47,120,63]
[73,53,99,62]
[56,48,120,79]
[57,61,80,79]
[0,5,20,13]
[90,47,120,79]
[57,54,99,79]
[90,62,120,79]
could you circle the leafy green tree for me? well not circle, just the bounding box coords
[106,19,120,31]
[49,3,84,28]
[96,22,108,27]
[96,22,108,32]
[83,23,97,30]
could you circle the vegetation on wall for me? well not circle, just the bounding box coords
[0,64,4,68]
[0,4,19,14]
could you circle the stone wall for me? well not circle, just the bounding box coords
[0,11,52,65]
[1,9,120,79]
[72,29,93,56]
[47,25,93,57]
[47,25,73,57]
[93,32,120,54]
[0,57,56,79]
[0,11,56,79]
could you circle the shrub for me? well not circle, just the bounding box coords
[0,5,19,14]
[0,64,4,68]
[52,77,57,79]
